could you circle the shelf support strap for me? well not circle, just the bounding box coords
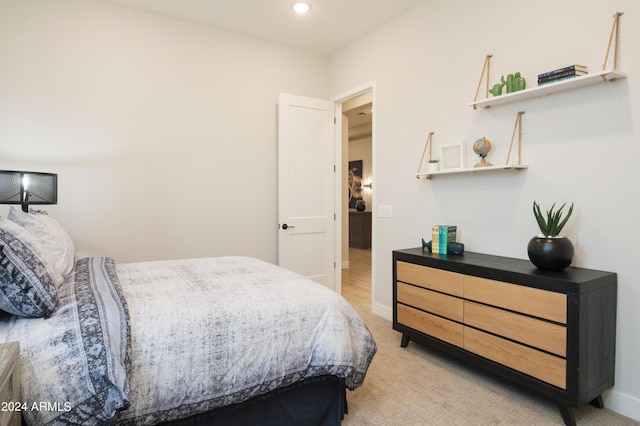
[416,132,434,179]
[505,111,524,166]
[602,12,623,78]
[472,54,492,109]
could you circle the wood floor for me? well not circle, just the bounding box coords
[341,248,372,311]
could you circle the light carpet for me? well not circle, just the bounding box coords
[342,304,638,425]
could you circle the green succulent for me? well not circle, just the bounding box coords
[533,201,573,237]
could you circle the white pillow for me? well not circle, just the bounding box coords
[8,207,75,279]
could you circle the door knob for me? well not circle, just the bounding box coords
[282,224,295,230]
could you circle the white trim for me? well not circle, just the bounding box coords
[332,81,376,105]
[331,81,376,310]
[606,390,640,423]
[372,302,392,321]
[333,103,343,295]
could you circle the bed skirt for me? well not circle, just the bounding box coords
[159,375,347,426]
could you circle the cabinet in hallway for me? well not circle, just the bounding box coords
[349,211,371,249]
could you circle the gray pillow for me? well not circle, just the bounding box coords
[0,218,61,317]
[8,207,75,279]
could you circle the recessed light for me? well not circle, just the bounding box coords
[292,2,311,14]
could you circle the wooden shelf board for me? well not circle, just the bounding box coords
[416,164,528,179]
[468,69,627,109]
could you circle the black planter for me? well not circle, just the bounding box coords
[527,236,574,271]
[356,204,366,212]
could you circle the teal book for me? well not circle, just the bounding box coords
[439,225,457,254]
[431,225,457,254]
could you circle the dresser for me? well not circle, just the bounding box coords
[393,248,617,426]
[349,211,371,249]
[0,342,20,426]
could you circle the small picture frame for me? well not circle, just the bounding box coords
[440,143,466,171]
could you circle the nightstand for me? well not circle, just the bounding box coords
[0,342,20,426]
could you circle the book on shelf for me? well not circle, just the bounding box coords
[538,69,587,83]
[432,225,457,254]
[538,64,587,80]
[537,74,580,86]
[432,226,440,254]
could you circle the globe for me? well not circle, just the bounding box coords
[473,137,493,167]
[473,137,491,156]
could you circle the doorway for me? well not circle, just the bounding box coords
[336,88,373,312]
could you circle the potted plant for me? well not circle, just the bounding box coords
[355,199,366,212]
[426,159,440,174]
[527,201,575,271]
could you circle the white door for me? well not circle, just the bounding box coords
[278,93,335,290]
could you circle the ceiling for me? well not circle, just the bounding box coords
[344,102,373,142]
[101,0,423,54]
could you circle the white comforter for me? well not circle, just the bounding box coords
[2,256,376,425]
[116,256,376,424]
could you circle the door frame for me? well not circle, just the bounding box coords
[331,81,376,306]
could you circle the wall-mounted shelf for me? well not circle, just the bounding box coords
[416,164,528,179]
[468,69,627,109]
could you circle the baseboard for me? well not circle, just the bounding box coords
[372,302,392,321]
[605,388,640,422]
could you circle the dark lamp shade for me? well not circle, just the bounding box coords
[0,170,58,212]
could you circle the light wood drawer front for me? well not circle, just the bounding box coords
[397,304,463,347]
[464,327,566,389]
[397,261,463,297]
[397,283,463,322]
[464,276,567,324]
[464,301,566,357]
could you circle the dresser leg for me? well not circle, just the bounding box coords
[590,395,604,409]
[400,334,410,347]
[557,403,576,426]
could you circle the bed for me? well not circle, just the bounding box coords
[0,208,376,425]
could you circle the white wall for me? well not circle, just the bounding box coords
[0,0,329,264]
[329,0,640,420]
[1,0,638,420]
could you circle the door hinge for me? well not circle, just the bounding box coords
[333,116,336,124]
